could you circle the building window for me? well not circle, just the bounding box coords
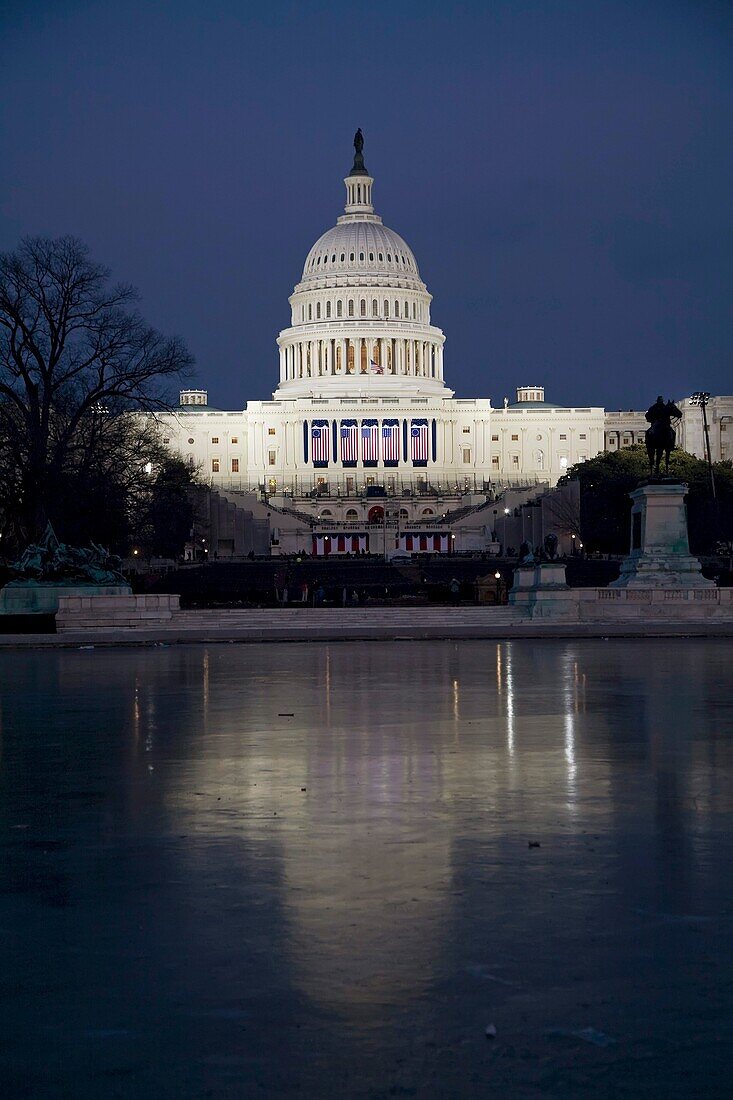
[231,436,238,444]
[360,299,366,317]
[316,302,321,319]
[492,456,500,467]
[308,304,312,320]
[422,508,434,515]
[211,436,219,444]
[337,300,342,317]
[384,300,389,317]
[212,459,220,473]
[559,434,567,440]
[348,300,354,317]
[462,448,471,463]
[559,456,568,469]
[511,434,518,441]
[372,299,378,316]
[512,456,519,466]
[623,436,630,444]
[394,300,399,317]
[188,437,195,445]
[359,252,364,261]
[579,433,586,440]
[346,508,358,519]
[326,302,331,318]
[268,427,276,435]
[162,437,170,444]
[268,450,276,466]
[462,427,470,434]
[231,458,239,473]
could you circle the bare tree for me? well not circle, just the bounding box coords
[0,236,193,541]
[544,480,582,541]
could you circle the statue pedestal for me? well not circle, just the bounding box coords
[0,583,132,615]
[610,481,714,589]
[509,561,579,618]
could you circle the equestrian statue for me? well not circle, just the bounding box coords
[645,395,682,475]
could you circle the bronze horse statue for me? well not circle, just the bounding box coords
[645,396,681,475]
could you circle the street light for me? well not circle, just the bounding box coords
[690,392,717,501]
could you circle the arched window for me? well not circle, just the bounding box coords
[369,252,374,261]
[349,252,354,261]
[372,299,378,316]
[359,252,364,261]
[337,300,343,318]
[422,508,434,515]
[325,301,331,319]
[340,253,345,261]
[348,300,354,317]
[346,509,358,519]
[316,302,321,319]
[412,302,416,319]
[394,300,399,317]
[331,254,336,262]
[387,254,392,262]
[399,508,409,518]
[347,342,355,374]
[336,345,342,371]
[378,253,383,261]
[320,509,332,517]
[384,300,389,317]
[536,449,545,470]
[308,304,312,320]
[405,300,409,317]
[360,299,366,317]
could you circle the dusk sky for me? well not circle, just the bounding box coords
[2,0,731,410]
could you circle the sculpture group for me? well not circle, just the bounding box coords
[9,523,126,587]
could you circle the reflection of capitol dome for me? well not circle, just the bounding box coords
[275,134,450,400]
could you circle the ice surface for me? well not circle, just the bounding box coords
[0,639,732,1096]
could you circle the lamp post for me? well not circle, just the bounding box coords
[689,392,716,501]
[494,570,502,605]
[690,391,719,545]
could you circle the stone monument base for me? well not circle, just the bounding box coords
[610,480,714,589]
[509,561,580,619]
[0,583,132,615]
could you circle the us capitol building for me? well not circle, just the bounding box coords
[158,134,731,556]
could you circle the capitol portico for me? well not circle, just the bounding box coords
[156,134,729,556]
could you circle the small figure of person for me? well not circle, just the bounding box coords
[449,577,461,606]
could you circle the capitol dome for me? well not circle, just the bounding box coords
[275,133,450,400]
[301,222,421,285]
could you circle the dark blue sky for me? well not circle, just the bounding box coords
[2,0,731,409]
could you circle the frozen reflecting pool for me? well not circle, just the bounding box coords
[1,639,732,1097]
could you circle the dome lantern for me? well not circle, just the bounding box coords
[344,127,374,216]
